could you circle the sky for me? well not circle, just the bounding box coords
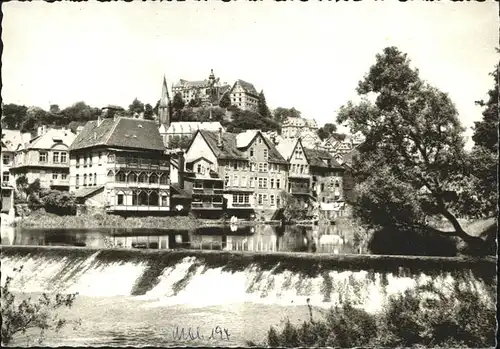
[2,1,498,146]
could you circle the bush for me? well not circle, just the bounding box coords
[1,266,79,346]
[266,283,495,348]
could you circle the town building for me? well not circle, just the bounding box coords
[9,126,76,191]
[160,121,224,148]
[281,116,319,139]
[228,80,259,112]
[184,129,288,219]
[276,137,345,215]
[1,130,32,188]
[69,109,171,214]
[172,69,230,108]
[321,131,365,161]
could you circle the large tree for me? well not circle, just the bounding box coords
[144,103,154,120]
[273,107,301,123]
[337,46,487,250]
[467,59,498,218]
[219,92,231,109]
[317,123,337,140]
[258,90,272,119]
[128,98,145,116]
[1,104,28,129]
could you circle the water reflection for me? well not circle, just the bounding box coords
[1,224,355,254]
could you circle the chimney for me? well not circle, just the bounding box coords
[98,108,107,127]
[217,128,223,148]
[178,151,185,189]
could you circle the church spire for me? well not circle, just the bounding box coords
[159,75,171,127]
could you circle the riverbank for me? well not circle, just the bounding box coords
[11,211,288,229]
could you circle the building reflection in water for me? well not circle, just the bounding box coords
[4,224,356,254]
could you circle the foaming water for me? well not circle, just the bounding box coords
[1,247,494,311]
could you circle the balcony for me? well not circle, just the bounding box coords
[106,205,170,212]
[49,179,70,187]
[288,173,311,179]
[231,202,253,208]
[193,187,224,195]
[191,202,223,210]
[111,181,170,189]
[290,187,311,195]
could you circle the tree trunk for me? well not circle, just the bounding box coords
[440,206,487,254]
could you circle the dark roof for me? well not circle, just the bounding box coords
[304,148,344,169]
[235,80,258,96]
[199,130,287,164]
[342,144,361,167]
[70,117,165,152]
[171,183,192,199]
[74,185,104,198]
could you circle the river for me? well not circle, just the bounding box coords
[0,225,495,347]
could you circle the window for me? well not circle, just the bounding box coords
[258,194,263,205]
[263,163,268,172]
[149,174,158,184]
[270,178,275,189]
[225,161,230,171]
[263,149,268,160]
[39,152,47,163]
[258,178,263,188]
[233,194,238,203]
[321,183,325,191]
[161,195,169,206]
[241,176,247,187]
[250,148,254,157]
[2,155,10,165]
[263,178,267,188]
[88,174,93,186]
[258,163,263,172]
[258,137,262,144]
[83,174,87,186]
[250,163,256,171]
[225,175,230,187]
[233,175,239,187]
[276,178,281,189]
[62,173,67,180]
[94,173,97,185]
[300,165,304,174]
[75,174,80,188]
[197,164,202,174]
[160,174,168,185]
[53,152,59,163]
[52,172,58,180]
[108,154,115,163]
[88,155,92,167]
[128,173,137,183]
[2,171,9,183]
[244,195,249,204]
[263,194,268,205]
[138,173,147,183]
[249,177,255,188]
[233,161,238,170]
[117,194,124,205]
[98,152,102,162]
[76,156,80,167]
[117,172,126,182]
[61,152,67,163]
[194,181,203,189]
[270,195,275,206]
[276,196,281,207]
[335,180,340,187]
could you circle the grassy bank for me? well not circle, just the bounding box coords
[14,211,219,230]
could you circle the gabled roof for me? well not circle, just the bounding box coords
[231,79,259,96]
[276,138,299,161]
[1,130,32,152]
[304,148,344,169]
[197,130,287,164]
[70,117,165,152]
[74,185,104,198]
[26,128,75,150]
[173,79,208,88]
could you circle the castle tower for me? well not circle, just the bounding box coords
[159,75,171,127]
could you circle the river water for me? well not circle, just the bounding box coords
[0,225,495,347]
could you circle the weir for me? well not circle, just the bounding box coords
[1,246,496,312]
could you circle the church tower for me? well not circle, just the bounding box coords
[159,75,171,127]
